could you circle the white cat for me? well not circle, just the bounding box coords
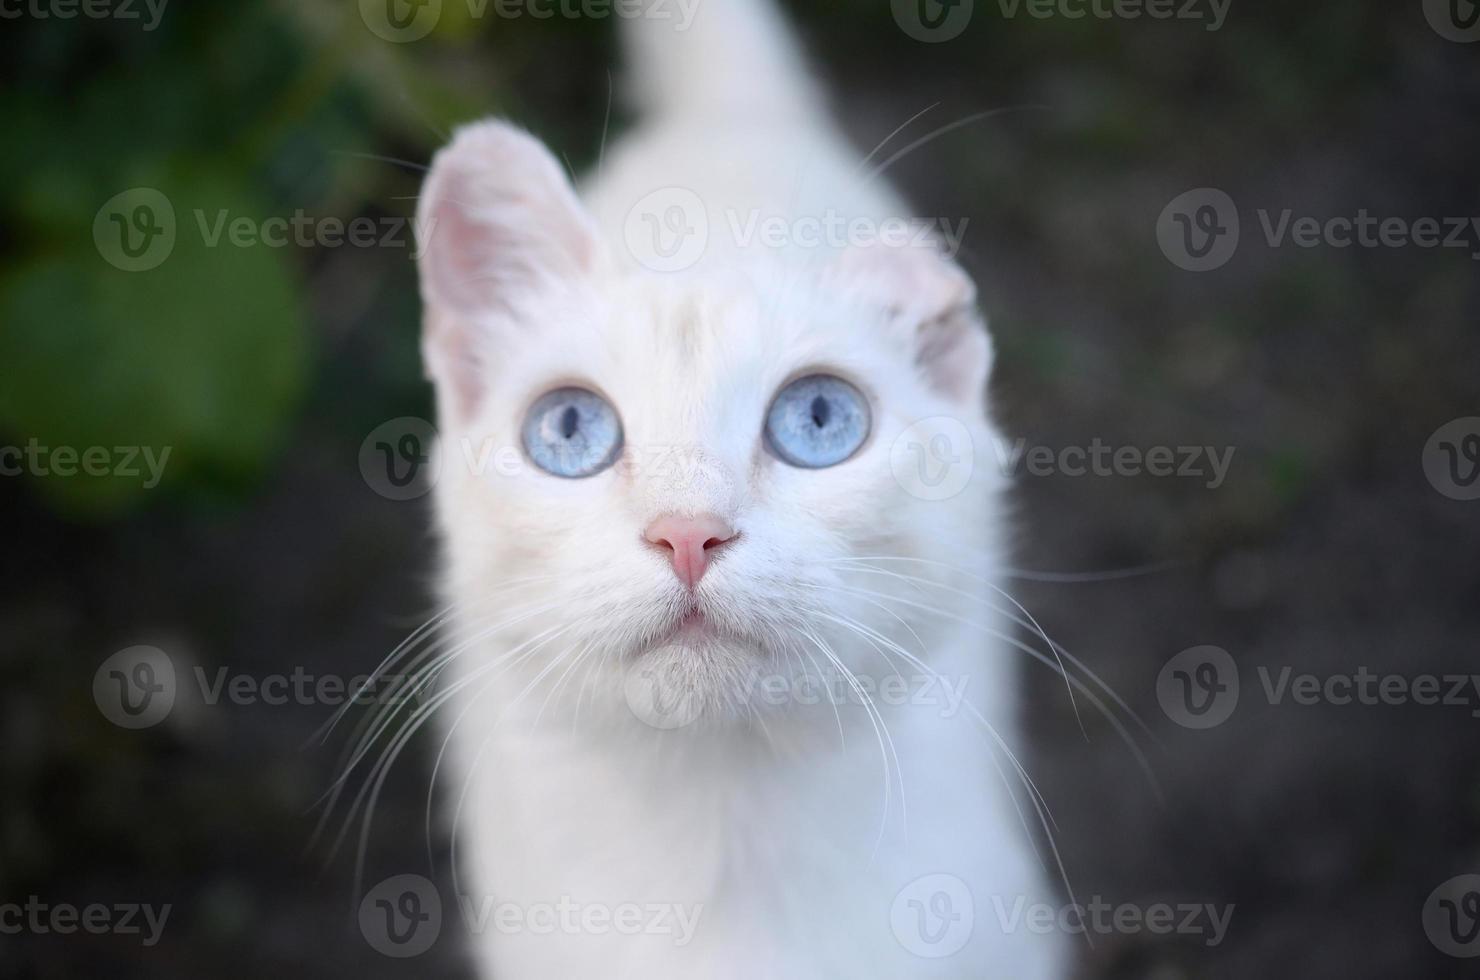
[414,1,1067,976]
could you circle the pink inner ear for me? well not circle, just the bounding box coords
[421,167,511,316]
[415,121,600,423]
[833,240,977,326]
[834,243,991,404]
[421,306,485,426]
[916,312,992,405]
[417,122,599,318]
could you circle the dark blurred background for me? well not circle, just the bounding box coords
[2,0,1478,977]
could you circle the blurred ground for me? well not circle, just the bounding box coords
[2,1,1478,977]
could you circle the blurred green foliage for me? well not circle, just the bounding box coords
[0,2,529,516]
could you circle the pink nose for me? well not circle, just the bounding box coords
[644,513,737,589]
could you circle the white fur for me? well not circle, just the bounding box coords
[416,2,1066,976]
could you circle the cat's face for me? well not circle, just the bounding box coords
[417,123,1003,729]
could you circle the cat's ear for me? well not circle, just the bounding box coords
[838,244,992,406]
[415,121,600,422]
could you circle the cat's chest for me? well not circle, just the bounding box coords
[460,708,1001,895]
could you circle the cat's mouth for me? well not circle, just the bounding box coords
[651,607,718,648]
[638,600,763,659]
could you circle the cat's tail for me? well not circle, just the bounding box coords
[620,0,824,124]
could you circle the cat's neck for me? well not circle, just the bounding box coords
[451,625,1011,837]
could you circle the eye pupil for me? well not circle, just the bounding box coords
[523,387,623,478]
[809,396,830,429]
[764,374,870,469]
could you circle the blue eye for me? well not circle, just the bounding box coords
[764,374,871,468]
[522,387,623,478]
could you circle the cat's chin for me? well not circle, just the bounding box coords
[617,615,784,730]
[636,615,767,677]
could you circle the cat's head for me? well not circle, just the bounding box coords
[416,121,1005,730]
